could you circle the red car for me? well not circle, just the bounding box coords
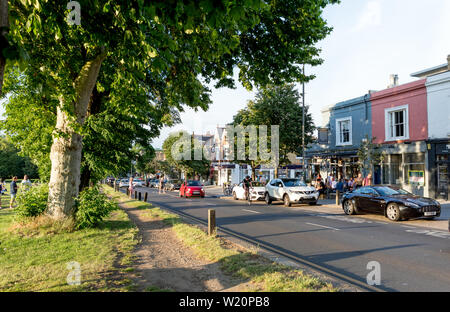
[179,180,205,198]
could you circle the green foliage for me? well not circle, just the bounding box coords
[163,131,211,179]
[2,0,338,216]
[232,84,315,167]
[357,135,385,175]
[146,159,179,179]
[0,135,39,179]
[15,183,49,219]
[75,187,117,230]
[132,143,156,175]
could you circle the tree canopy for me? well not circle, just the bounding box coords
[232,84,315,176]
[1,0,338,219]
[163,131,211,179]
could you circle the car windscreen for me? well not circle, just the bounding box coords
[187,180,202,186]
[374,187,405,196]
[252,182,265,187]
[281,179,306,187]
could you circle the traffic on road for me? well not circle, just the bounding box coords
[115,182,450,292]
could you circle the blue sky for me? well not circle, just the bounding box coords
[2,0,449,148]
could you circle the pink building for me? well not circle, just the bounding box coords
[371,79,428,144]
[370,79,429,196]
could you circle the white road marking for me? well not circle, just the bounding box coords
[401,225,415,229]
[242,209,260,214]
[306,222,340,231]
[405,229,450,239]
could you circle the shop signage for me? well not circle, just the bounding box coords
[408,170,424,186]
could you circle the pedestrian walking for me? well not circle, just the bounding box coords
[336,178,344,193]
[10,176,18,209]
[129,177,134,198]
[159,175,165,194]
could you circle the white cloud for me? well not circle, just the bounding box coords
[353,0,381,32]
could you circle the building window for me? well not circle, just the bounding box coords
[403,153,425,186]
[336,117,352,146]
[385,105,409,141]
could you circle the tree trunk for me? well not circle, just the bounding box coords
[47,53,106,220]
[251,162,256,181]
[0,0,9,95]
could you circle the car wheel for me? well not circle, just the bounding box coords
[283,194,291,207]
[265,193,272,205]
[386,203,401,221]
[233,192,238,200]
[343,200,356,215]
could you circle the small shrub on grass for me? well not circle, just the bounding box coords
[75,187,117,229]
[15,184,49,219]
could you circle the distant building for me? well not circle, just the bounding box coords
[306,93,372,182]
[305,54,450,199]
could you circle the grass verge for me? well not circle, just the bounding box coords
[0,184,139,292]
[104,185,338,292]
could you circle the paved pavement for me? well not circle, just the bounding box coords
[130,186,450,292]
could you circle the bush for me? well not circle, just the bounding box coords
[75,187,117,229]
[15,184,49,219]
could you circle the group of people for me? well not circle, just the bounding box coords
[314,172,373,195]
[0,175,33,209]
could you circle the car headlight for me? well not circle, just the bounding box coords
[404,202,420,208]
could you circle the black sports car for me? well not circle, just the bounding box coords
[341,186,441,221]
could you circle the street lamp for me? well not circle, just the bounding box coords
[302,64,306,182]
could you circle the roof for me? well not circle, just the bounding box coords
[410,63,449,78]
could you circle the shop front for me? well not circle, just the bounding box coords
[379,142,428,197]
[427,139,450,200]
[307,150,361,183]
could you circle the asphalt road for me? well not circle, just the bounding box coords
[128,186,450,292]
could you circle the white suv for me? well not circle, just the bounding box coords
[265,178,319,207]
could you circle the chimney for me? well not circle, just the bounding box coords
[388,74,399,88]
[447,54,450,70]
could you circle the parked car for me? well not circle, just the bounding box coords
[179,180,205,198]
[232,182,266,201]
[132,178,144,188]
[265,178,319,206]
[147,179,159,188]
[165,179,182,191]
[119,179,129,188]
[341,186,441,221]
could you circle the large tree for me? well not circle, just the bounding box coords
[3,0,338,220]
[232,84,315,178]
[163,131,211,180]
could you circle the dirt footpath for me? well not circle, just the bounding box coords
[119,201,248,292]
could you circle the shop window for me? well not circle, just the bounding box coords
[403,153,425,186]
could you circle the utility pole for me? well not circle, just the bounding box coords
[302,64,306,182]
